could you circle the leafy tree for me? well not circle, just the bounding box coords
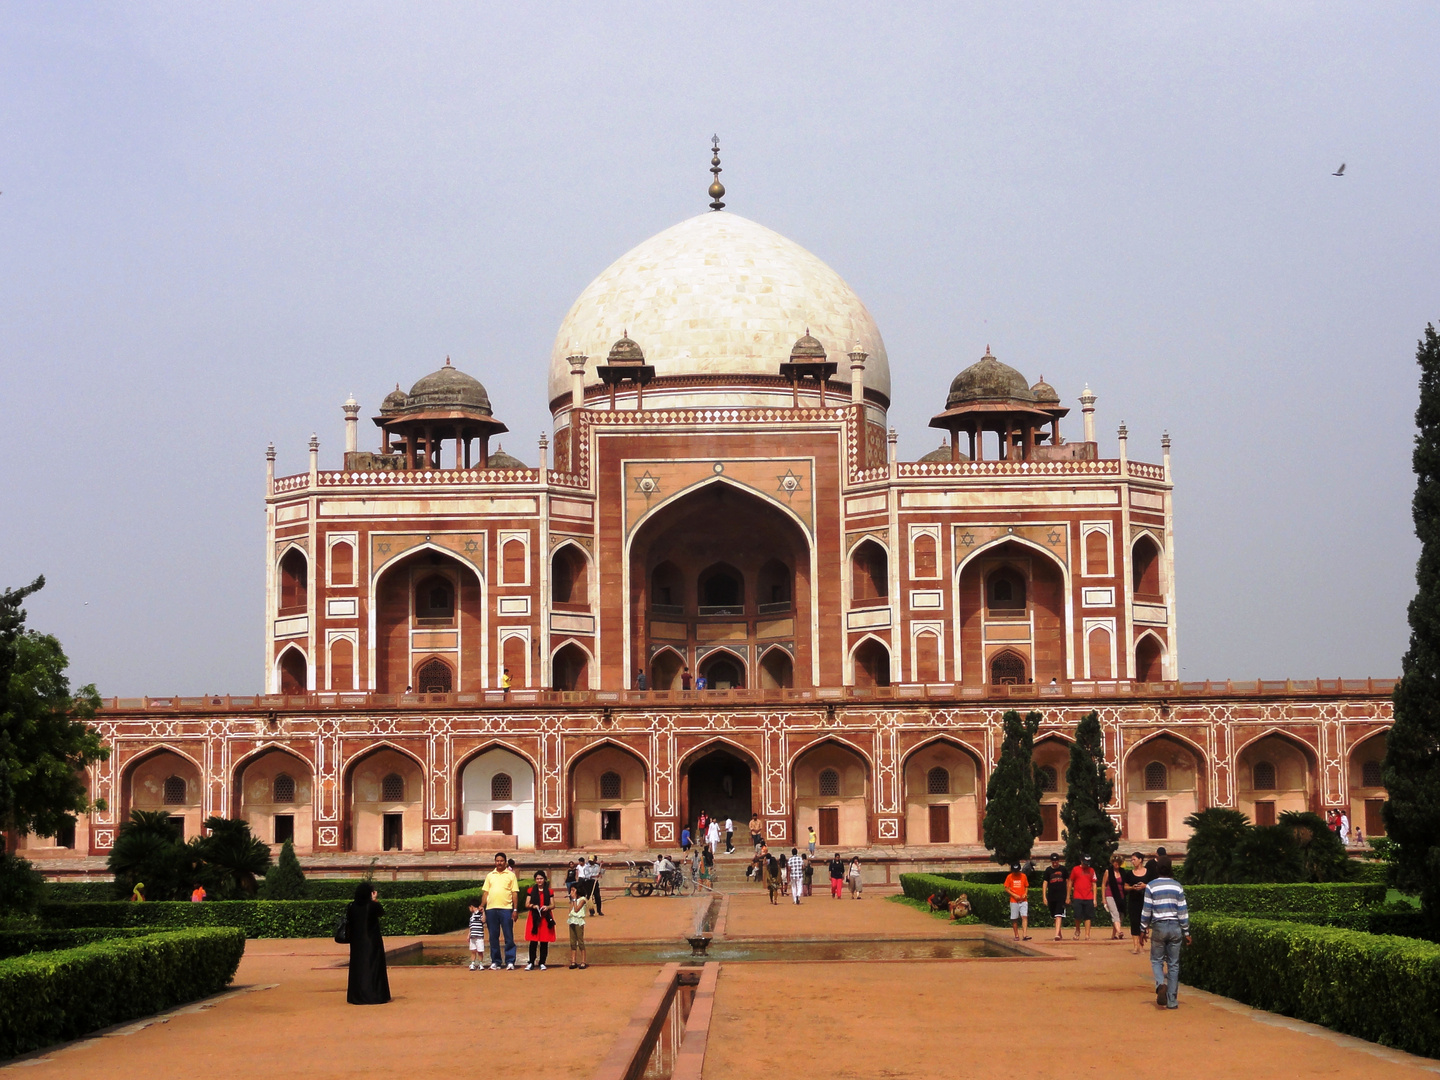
[196,817,271,899]
[107,810,197,901]
[1278,810,1353,882]
[1228,825,1305,883]
[0,577,108,842]
[258,839,307,900]
[983,710,1043,865]
[1179,808,1252,884]
[1060,711,1119,868]
[1388,322,1440,933]
[0,853,46,915]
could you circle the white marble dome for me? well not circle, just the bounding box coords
[548,212,890,407]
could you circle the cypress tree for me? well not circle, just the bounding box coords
[983,709,1043,866]
[258,839,307,900]
[1060,711,1120,867]
[1387,322,1440,930]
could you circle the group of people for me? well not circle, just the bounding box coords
[747,846,863,905]
[464,853,593,972]
[1325,808,1357,846]
[1000,848,1192,1009]
[680,810,737,856]
[563,856,606,916]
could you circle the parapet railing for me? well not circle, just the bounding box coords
[98,678,1396,714]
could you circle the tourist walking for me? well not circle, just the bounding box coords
[467,899,486,969]
[807,826,817,856]
[749,813,763,853]
[787,848,805,905]
[1043,854,1068,940]
[707,817,721,855]
[1339,811,1351,846]
[725,816,735,853]
[1003,863,1031,941]
[765,852,781,904]
[1140,857,1191,1009]
[523,870,556,970]
[848,856,863,898]
[1124,852,1149,954]
[1103,854,1127,939]
[802,854,814,896]
[681,825,692,853]
[567,885,588,969]
[564,860,578,895]
[828,853,845,899]
[482,851,519,969]
[346,883,391,1004]
[1067,854,1098,940]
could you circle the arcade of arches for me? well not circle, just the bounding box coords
[631,484,810,692]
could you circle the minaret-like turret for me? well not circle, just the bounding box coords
[1080,383,1097,444]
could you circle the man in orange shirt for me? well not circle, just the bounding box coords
[1003,863,1031,941]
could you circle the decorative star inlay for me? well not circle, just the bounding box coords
[959,531,976,549]
[376,541,392,555]
[1046,529,1063,545]
[634,470,660,496]
[463,539,479,555]
[776,469,802,495]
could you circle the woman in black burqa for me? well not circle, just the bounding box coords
[347,882,391,1005]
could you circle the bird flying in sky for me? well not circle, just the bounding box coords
[1333,163,1346,176]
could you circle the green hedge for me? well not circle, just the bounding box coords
[42,882,116,904]
[38,887,481,938]
[46,878,487,903]
[899,874,1115,927]
[1183,915,1440,1058]
[0,927,246,1059]
[1182,883,1384,915]
[0,928,153,959]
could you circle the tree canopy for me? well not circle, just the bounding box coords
[1060,711,1119,867]
[983,709,1043,865]
[0,577,108,840]
[1387,322,1440,930]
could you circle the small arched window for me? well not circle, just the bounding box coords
[1132,536,1162,597]
[163,776,186,805]
[552,546,589,606]
[330,541,354,586]
[986,568,1026,612]
[990,650,1026,685]
[926,766,950,795]
[1084,529,1110,576]
[502,539,526,585]
[599,771,622,801]
[273,773,295,803]
[1361,760,1383,787]
[1144,761,1168,791]
[818,768,841,797]
[416,657,453,694]
[851,541,888,602]
[913,534,937,578]
[415,575,455,621]
[1036,765,1058,793]
[491,773,513,801]
[1253,761,1276,790]
[278,549,308,613]
[381,773,405,801]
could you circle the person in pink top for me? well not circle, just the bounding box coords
[1066,854,1099,940]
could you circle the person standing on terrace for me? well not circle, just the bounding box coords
[1140,858,1191,1010]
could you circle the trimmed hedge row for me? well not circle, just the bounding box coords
[1183,915,1440,1059]
[0,927,246,1059]
[45,878,487,903]
[1181,883,1384,914]
[0,928,153,959]
[39,887,481,938]
[42,881,116,903]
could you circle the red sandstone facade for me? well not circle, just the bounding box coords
[21,203,1393,861]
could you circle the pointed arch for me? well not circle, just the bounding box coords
[1233,726,1321,765]
[901,735,985,844]
[1133,630,1166,682]
[369,542,486,693]
[648,645,687,691]
[697,645,748,689]
[849,633,892,687]
[232,742,315,849]
[629,474,815,544]
[550,539,593,607]
[276,543,309,615]
[954,533,1075,682]
[275,643,309,693]
[457,741,539,849]
[567,738,649,847]
[551,639,595,691]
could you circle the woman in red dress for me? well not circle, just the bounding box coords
[524,870,556,970]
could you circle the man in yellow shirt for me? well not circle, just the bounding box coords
[481,851,519,969]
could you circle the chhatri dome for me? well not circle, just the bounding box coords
[548,211,891,409]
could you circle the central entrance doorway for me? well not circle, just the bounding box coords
[682,748,754,839]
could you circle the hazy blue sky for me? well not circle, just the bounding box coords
[3,4,1437,694]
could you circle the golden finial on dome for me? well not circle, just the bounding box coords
[708,135,726,211]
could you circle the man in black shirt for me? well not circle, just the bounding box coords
[827,854,846,899]
[1044,853,1069,940]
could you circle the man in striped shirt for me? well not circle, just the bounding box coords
[1139,857,1191,1009]
[787,848,806,905]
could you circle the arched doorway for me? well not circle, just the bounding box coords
[852,638,891,687]
[793,740,870,848]
[236,748,313,851]
[374,548,481,693]
[957,540,1067,686]
[649,647,685,690]
[345,747,424,852]
[569,744,646,847]
[553,642,590,690]
[1348,731,1388,840]
[1237,733,1318,824]
[681,746,756,839]
[759,647,794,689]
[1135,634,1164,682]
[699,649,745,689]
[1124,735,1204,843]
[277,647,307,693]
[460,747,536,849]
[1033,736,1071,844]
[629,481,812,691]
[123,748,203,842]
[903,740,981,844]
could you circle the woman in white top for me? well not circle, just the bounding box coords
[706,819,721,854]
[848,857,863,899]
